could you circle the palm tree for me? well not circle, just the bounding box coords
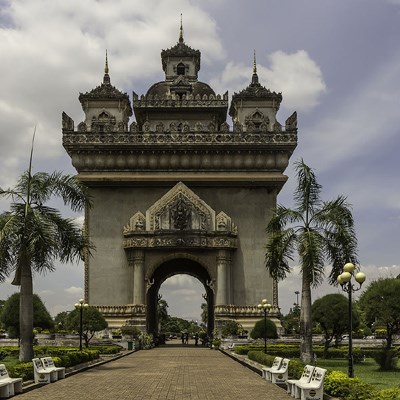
[265,159,358,362]
[0,169,92,361]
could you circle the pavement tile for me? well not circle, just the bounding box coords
[15,344,292,399]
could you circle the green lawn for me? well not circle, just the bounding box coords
[316,358,400,391]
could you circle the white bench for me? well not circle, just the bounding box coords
[0,381,10,399]
[270,358,290,384]
[261,356,282,380]
[286,365,315,397]
[41,357,66,380]
[0,364,23,398]
[32,358,58,384]
[294,366,327,400]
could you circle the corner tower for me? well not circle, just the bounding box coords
[62,30,297,334]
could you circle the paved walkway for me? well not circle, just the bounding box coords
[16,344,292,399]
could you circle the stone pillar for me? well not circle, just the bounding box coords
[216,250,230,305]
[130,250,145,305]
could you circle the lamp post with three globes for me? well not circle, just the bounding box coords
[337,262,366,378]
[75,299,89,351]
[258,299,272,354]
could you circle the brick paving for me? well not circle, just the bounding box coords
[16,343,292,399]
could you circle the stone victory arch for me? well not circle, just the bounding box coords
[62,26,297,334]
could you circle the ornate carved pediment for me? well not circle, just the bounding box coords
[123,182,237,249]
[146,182,214,231]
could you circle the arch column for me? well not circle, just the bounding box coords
[216,249,231,306]
[129,249,145,305]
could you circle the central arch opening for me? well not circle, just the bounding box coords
[146,258,214,337]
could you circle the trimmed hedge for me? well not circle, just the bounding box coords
[234,344,365,362]
[3,347,103,380]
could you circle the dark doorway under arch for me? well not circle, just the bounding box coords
[146,258,214,337]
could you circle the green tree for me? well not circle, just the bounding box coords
[221,320,241,338]
[359,277,400,350]
[282,305,301,335]
[312,293,360,357]
[265,159,358,362]
[54,311,70,332]
[250,318,278,340]
[157,297,169,326]
[66,306,108,348]
[0,161,92,361]
[201,302,208,324]
[0,293,54,338]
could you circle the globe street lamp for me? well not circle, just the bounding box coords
[258,299,271,354]
[75,299,89,351]
[337,262,366,378]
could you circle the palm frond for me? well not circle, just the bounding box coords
[293,159,322,215]
[266,226,296,280]
[297,227,326,287]
[314,196,358,284]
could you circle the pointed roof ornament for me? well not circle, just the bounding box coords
[179,13,184,43]
[252,50,259,85]
[103,49,110,85]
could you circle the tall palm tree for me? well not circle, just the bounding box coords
[0,170,92,361]
[265,159,358,362]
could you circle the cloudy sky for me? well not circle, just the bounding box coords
[1,0,400,321]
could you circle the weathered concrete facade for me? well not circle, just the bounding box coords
[62,27,297,334]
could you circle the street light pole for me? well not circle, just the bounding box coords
[75,299,89,351]
[337,262,366,378]
[258,299,271,354]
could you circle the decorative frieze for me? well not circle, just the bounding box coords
[96,304,146,317]
[123,235,237,249]
[63,130,297,145]
[214,304,280,317]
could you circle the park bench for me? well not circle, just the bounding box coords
[269,358,290,384]
[32,358,58,384]
[261,356,282,380]
[41,357,66,380]
[0,381,10,399]
[293,366,327,400]
[0,364,23,397]
[286,365,315,397]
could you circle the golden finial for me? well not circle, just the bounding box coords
[105,49,109,74]
[179,13,184,43]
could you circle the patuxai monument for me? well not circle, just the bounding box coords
[62,24,297,336]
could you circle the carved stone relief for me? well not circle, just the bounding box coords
[123,182,237,250]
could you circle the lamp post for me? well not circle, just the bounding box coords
[294,291,300,307]
[258,299,271,354]
[75,298,89,351]
[337,262,366,378]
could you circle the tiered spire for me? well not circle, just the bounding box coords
[103,50,110,85]
[251,50,259,85]
[179,13,184,43]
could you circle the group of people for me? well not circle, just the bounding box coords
[180,333,212,347]
[181,332,200,346]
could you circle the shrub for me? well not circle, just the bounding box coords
[250,318,278,340]
[0,350,7,361]
[374,388,400,400]
[373,348,399,371]
[7,363,34,381]
[324,370,376,400]
[221,320,241,338]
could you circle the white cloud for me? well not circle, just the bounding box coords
[210,50,326,114]
[64,286,84,296]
